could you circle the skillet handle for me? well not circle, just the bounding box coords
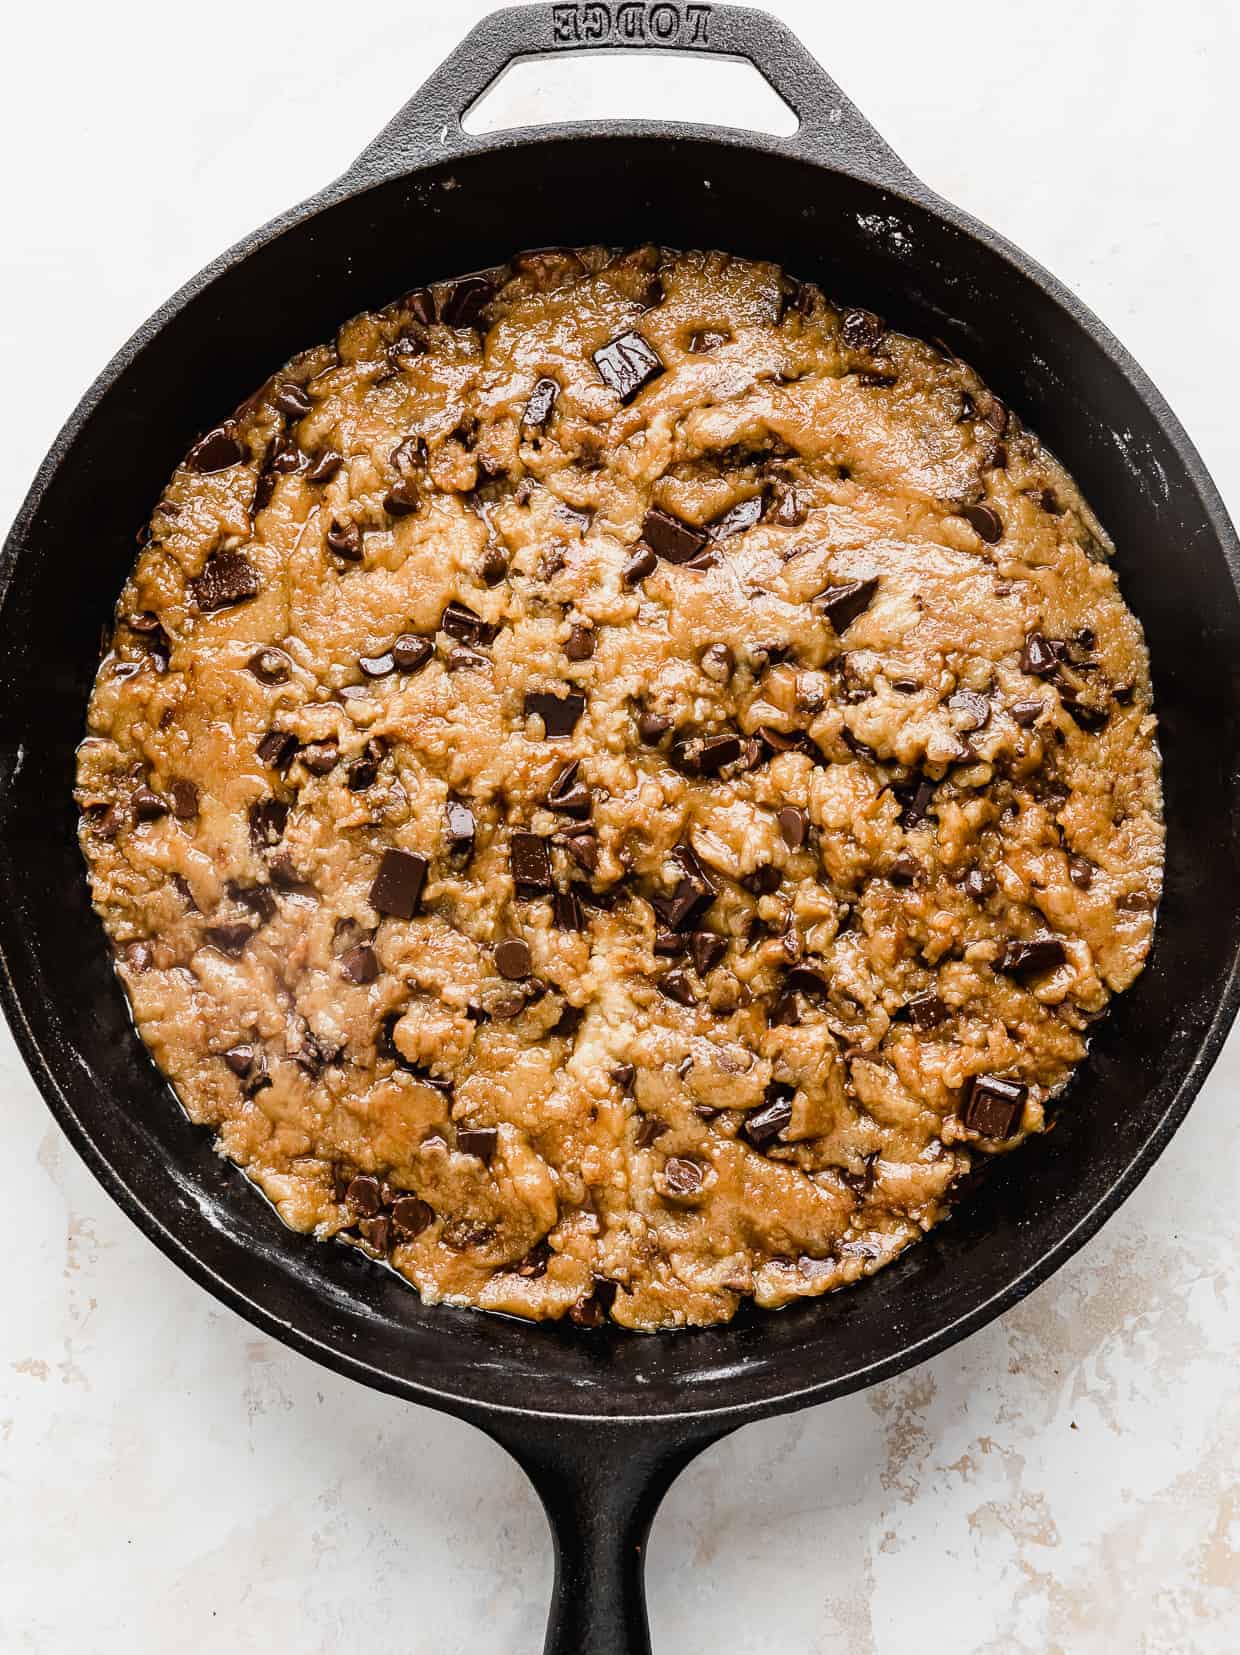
[341,1,921,195]
[484,1415,727,1654]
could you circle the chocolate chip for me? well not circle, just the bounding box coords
[522,376,559,431]
[840,309,884,350]
[357,1215,391,1252]
[777,805,808,849]
[741,864,781,896]
[889,850,922,886]
[132,785,167,821]
[382,633,430,677]
[511,832,552,894]
[742,1083,794,1148]
[1021,633,1059,677]
[489,939,531,985]
[655,928,686,957]
[359,649,395,678]
[948,689,990,731]
[248,799,288,849]
[247,647,290,684]
[784,964,829,999]
[170,779,199,820]
[327,519,362,561]
[298,738,338,775]
[963,1073,1027,1138]
[709,495,765,541]
[391,1196,433,1240]
[635,1116,668,1148]
[223,1044,256,1077]
[593,329,665,403]
[611,1063,636,1093]
[898,775,936,828]
[383,482,420,517]
[402,287,435,326]
[1068,855,1094,889]
[642,506,707,565]
[658,970,697,1006]
[565,831,599,872]
[440,600,498,647]
[696,733,743,775]
[689,329,729,352]
[545,759,591,818]
[272,381,312,419]
[444,799,476,851]
[205,921,254,955]
[637,707,670,743]
[700,643,734,682]
[553,890,585,932]
[267,433,307,475]
[457,1125,497,1162]
[651,845,716,932]
[187,424,245,473]
[524,689,586,738]
[190,551,260,613]
[123,940,154,973]
[906,990,947,1029]
[252,729,295,773]
[563,624,595,662]
[818,577,879,634]
[441,275,495,329]
[1060,689,1110,733]
[960,503,1004,543]
[996,936,1067,978]
[771,486,808,528]
[370,848,428,919]
[337,943,379,985]
[961,868,994,902]
[1117,889,1155,913]
[662,1156,704,1195]
[690,932,727,975]
[306,448,343,484]
[622,544,657,585]
[345,1174,382,1217]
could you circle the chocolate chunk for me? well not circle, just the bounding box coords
[651,846,716,932]
[358,1215,392,1253]
[637,707,670,744]
[1060,688,1109,733]
[817,577,879,634]
[338,943,379,985]
[402,287,435,326]
[898,776,936,828]
[563,624,596,663]
[948,689,990,731]
[962,867,995,901]
[524,689,586,738]
[346,1174,382,1217]
[906,990,947,1030]
[247,647,290,684]
[444,799,476,851]
[695,733,743,775]
[457,1125,497,1162]
[769,991,800,1026]
[1068,854,1094,889]
[635,1116,669,1148]
[960,503,1004,543]
[888,850,921,885]
[655,928,687,957]
[742,1084,794,1148]
[996,935,1067,978]
[840,309,884,350]
[306,448,343,484]
[223,1044,257,1077]
[190,551,260,612]
[273,382,313,419]
[170,779,199,820]
[689,329,729,352]
[771,486,808,528]
[298,739,338,775]
[741,864,781,896]
[370,848,428,919]
[510,832,552,894]
[611,1062,636,1092]
[1021,633,1060,677]
[659,970,697,1006]
[963,1073,1027,1139]
[246,804,288,859]
[391,1196,433,1240]
[553,890,585,932]
[132,786,167,821]
[495,938,532,980]
[205,921,254,955]
[327,518,363,561]
[642,506,707,565]
[545,759,591,818]
[662,1156,704,1195]
[622,544,657,585]
[709,494,765,541]
[777,805,808,850]
[358,649,395,678]
[784,964,829,1000]
[387,633,430,675]
[1009,698,1044,729]
[187,424,245,473]
[522,376,559,431]
[439,600,498,647]
[383,482,420,517]
[690,932,727,976]
[252,470,277,514]
[593,329,665,403]
[267,433,306,475]
[440,274,495,328]
[565,831,599,872]
[255,729,296,774]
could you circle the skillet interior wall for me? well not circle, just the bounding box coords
[2,135,1235,1418]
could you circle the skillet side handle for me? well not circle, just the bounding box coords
[339,2,922,196]
[485,1415,727,1655]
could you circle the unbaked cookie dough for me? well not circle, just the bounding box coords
[76,246,1163,1331]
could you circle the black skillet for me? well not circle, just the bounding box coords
[2,5,1239,1650]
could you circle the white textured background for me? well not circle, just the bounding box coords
[3,1,1238,1649]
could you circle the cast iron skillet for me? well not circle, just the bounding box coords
[3,5,1239,1650]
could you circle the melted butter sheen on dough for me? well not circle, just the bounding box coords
[75,247,1163,1332]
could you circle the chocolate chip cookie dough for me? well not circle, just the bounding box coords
[76,247,1163,1331]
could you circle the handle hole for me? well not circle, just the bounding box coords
[462,50,799,138]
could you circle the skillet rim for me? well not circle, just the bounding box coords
[2,121,1238,1429]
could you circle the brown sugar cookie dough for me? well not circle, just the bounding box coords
[75,246,1163,1332]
